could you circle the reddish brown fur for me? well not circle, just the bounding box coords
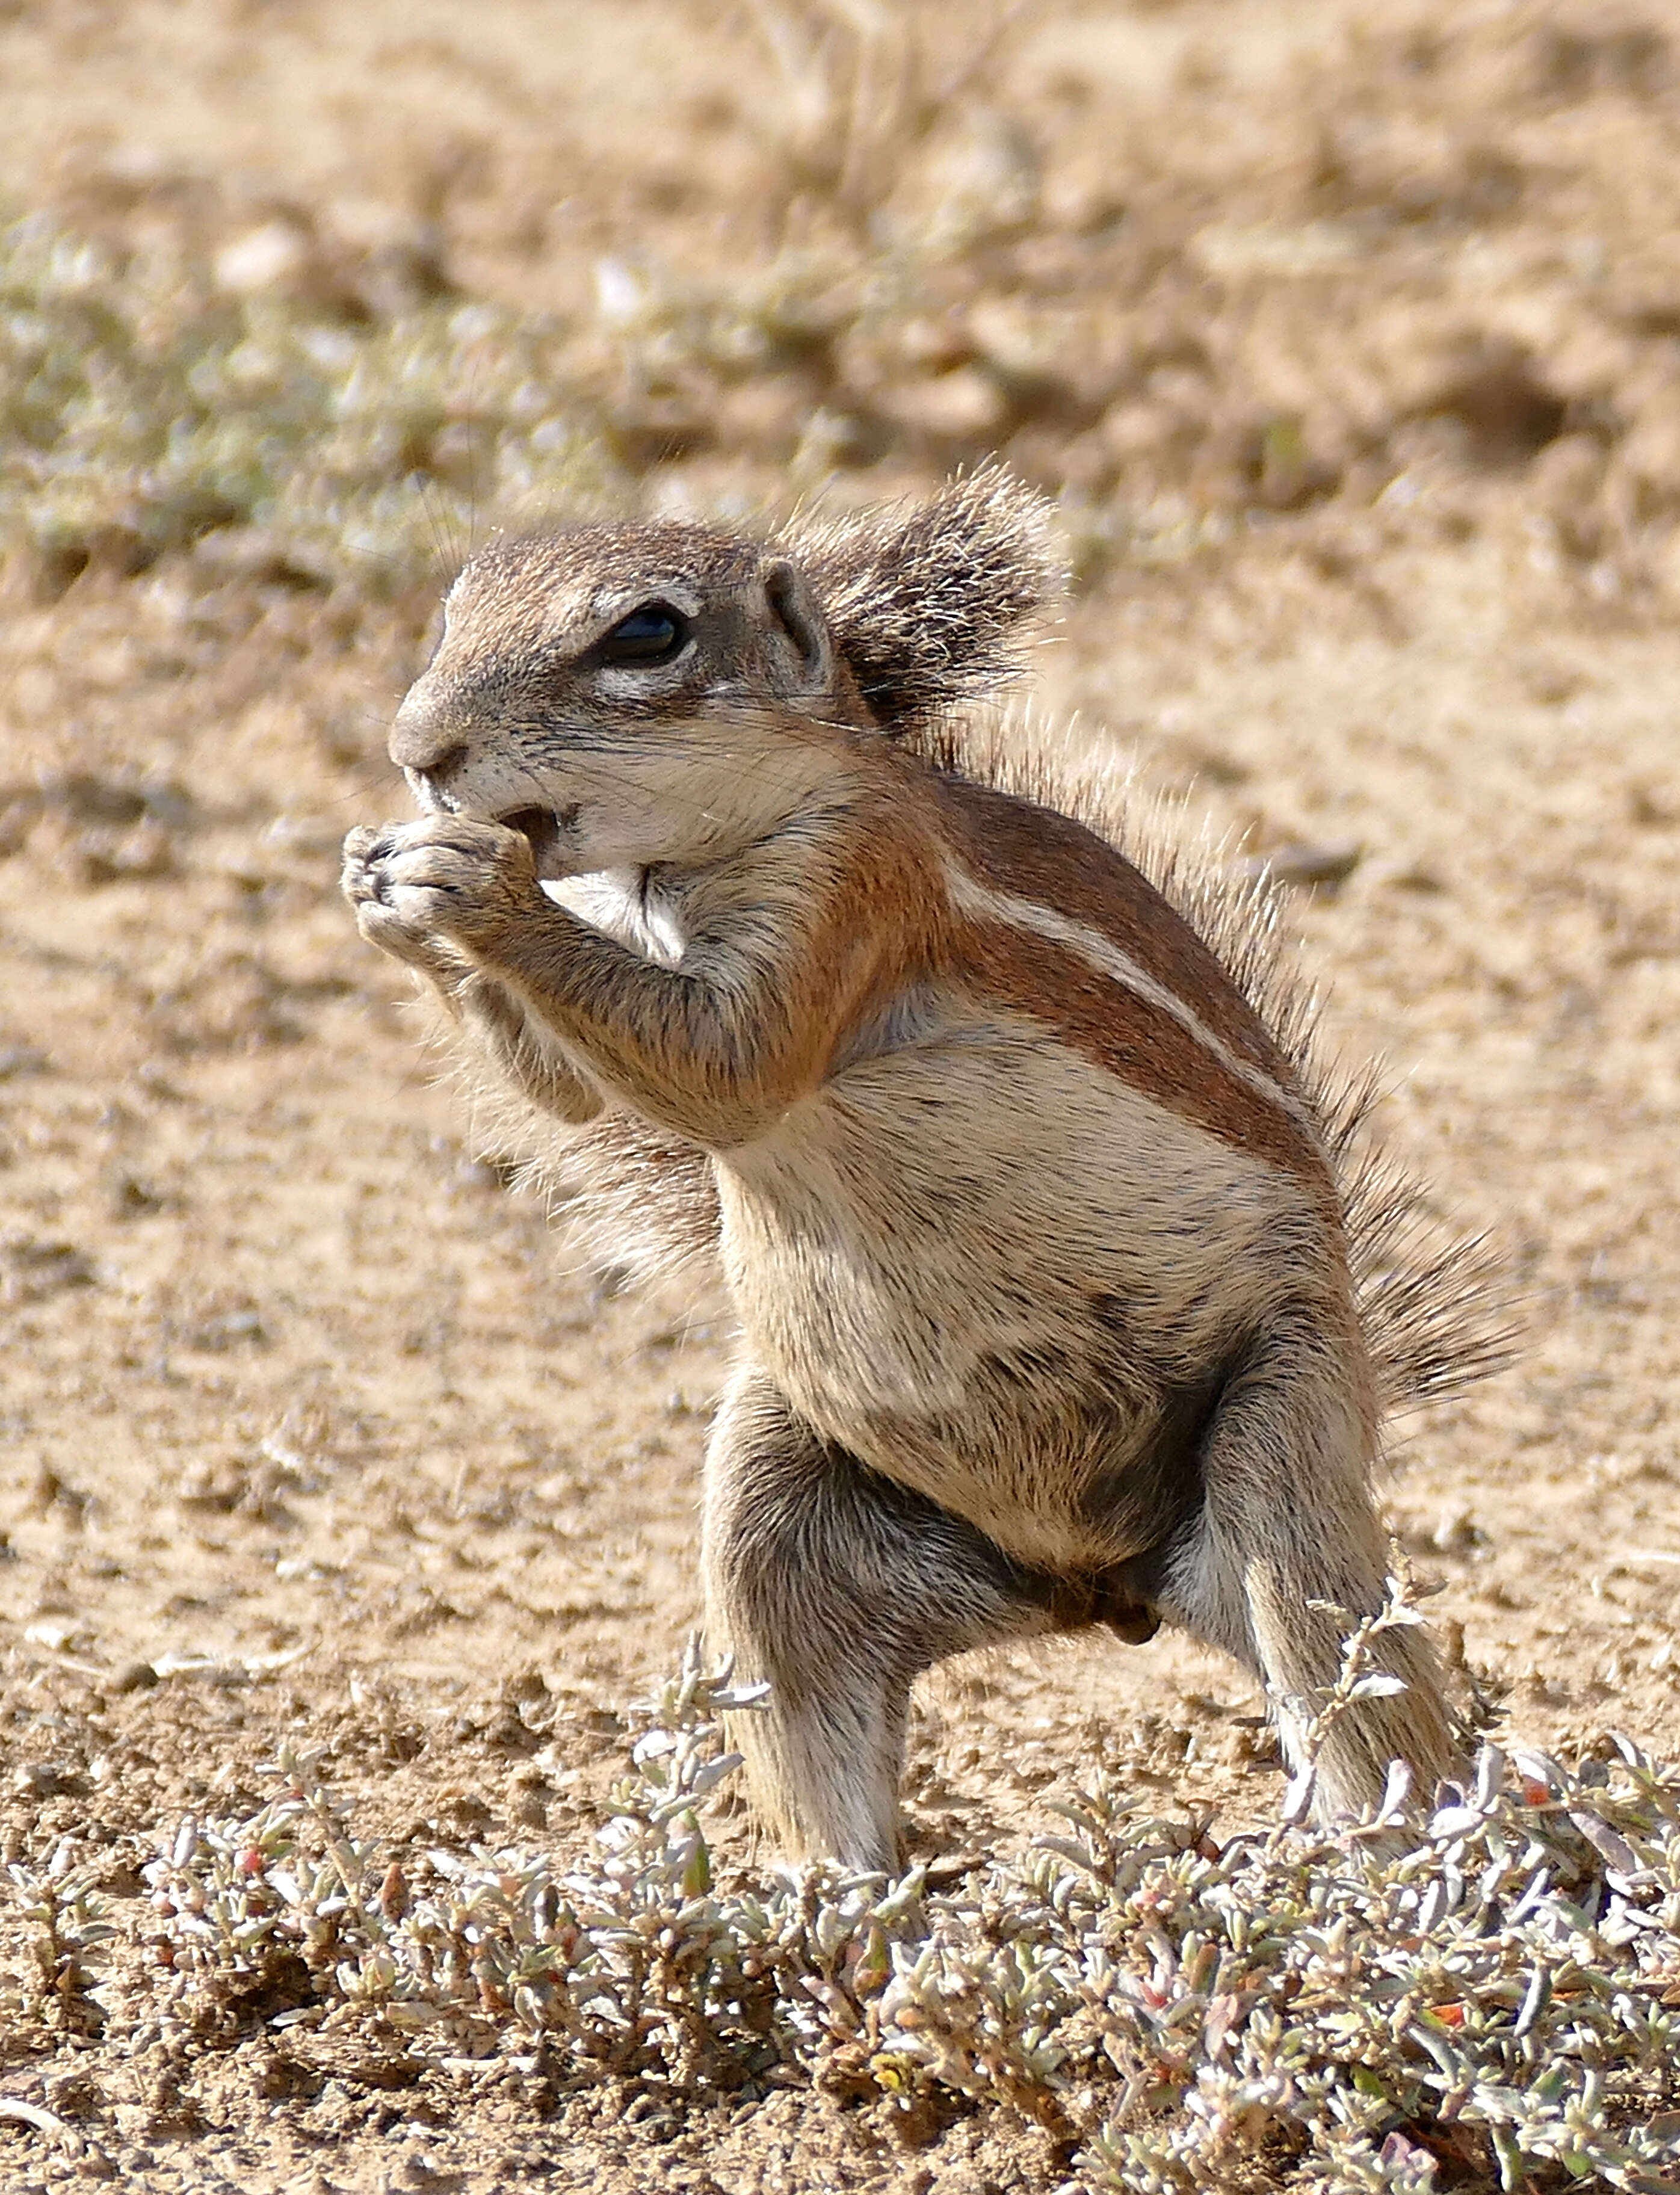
[947,913,1330,1183]
[931,773,1305,1090]
[461,795,945,1146]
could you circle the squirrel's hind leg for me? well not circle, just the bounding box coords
[702,1371,1060,1872]
[1150,1318,1462,1819]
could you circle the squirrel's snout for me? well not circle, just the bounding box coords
[390,685,469,777]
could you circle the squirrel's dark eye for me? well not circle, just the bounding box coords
[597,602,690,666]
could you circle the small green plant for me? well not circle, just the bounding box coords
[7,1838,121,2030]
[105,1635,1680,2190]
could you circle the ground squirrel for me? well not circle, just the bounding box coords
[342,469,1502,1869]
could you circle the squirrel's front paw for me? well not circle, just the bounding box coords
[342,817,540,968]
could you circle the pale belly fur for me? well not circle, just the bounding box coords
[714,1028,1324,1570]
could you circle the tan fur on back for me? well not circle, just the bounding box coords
[504,702,1506,1416]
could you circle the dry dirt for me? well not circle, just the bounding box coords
[1,1,1678,2188]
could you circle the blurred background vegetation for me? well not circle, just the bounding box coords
[6,0,1680,614]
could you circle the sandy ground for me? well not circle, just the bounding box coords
[1,1,1679,2188]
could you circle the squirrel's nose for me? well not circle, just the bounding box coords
[389,686,468,776]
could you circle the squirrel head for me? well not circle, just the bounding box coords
[391,469,1062,872]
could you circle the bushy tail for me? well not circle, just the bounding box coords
[779,464,1065,737]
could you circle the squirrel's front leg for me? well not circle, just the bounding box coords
[343,820,605,1126]
[342,816,824,1147]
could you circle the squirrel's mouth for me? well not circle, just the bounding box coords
[498,805,580,881]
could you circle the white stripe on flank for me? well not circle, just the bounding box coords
[943,861,1323,1148]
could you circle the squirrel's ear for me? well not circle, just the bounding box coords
[759,556,833,696]
[777,466,1064,735]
